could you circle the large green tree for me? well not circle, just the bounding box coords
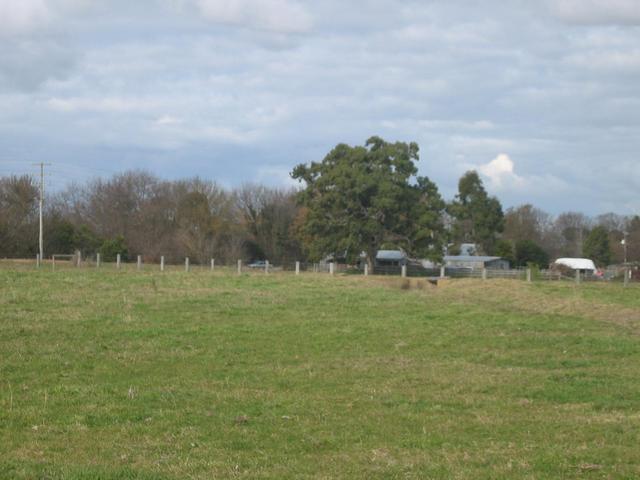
[583,226,612,267]
[494,239,515,265]
[291,136,446,269]
[448,171,504,254]
[515,239,549,268]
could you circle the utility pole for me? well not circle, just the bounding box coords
[622,232,628,265]
[33,162,51,263]
[578,226,583,257]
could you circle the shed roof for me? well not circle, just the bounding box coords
[553,258,597,271]
[376,250,406,260]
[444,255,503,262]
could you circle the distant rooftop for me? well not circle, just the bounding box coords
[444,255,502,262]
[459,243,477,256]
[553,258,597,271]
[376,250,406,260]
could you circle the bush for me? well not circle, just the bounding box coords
[99,236,129,262]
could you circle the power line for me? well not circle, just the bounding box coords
[56,162,120,174]
[1,159,122,176]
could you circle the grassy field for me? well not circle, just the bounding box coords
[1,266,640,479]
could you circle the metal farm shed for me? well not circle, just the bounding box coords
[443,255,510,270]
[375,250,408,267]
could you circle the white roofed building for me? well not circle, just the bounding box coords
[553,258,597,272]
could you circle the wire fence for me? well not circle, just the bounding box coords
[2,254,639,286]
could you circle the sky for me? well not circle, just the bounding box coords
[0,0,639,215]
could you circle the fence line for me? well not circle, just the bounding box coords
[5,254,639,286]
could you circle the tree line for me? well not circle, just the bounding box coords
[0,172,303,265]
[1,137,638,267]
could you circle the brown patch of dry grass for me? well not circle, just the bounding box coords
[342,274,436,293]
[434,279,640,331]
[345,275,640,332]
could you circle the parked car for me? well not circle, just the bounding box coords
[248,260,267,269]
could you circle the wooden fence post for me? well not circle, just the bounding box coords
[96,253,101,268]
[137,255,142,271]
[364,264,369,276]
[77,251,82,268]
[624,267,629,288]
[401,265,407,278]
[329,262,334,275]
[36,254,40,269]
[526,268,532,283]
[185,257,190,272]
[575,270,581,284]
[117,253,121,269]
[237,259,242,275]
[295,261,300,275]
[160,256,165,272]
[440,266,445,278]
[482,268,487,281]
[211,259,215,271]
[265,260,269,274]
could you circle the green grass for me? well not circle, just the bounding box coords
[1,267,640,479]
[533,280,640,308]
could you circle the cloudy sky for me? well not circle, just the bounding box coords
[1,0,639,214]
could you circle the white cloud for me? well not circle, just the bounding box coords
[566,50,640,72]
[148,120,261,147]
[452,136,518,154]
[420,120,495,131]
[472,154,569,201]
[197,125,257,143]
[255,165,298,187]
[395,22,492,46]
[47,96,161,113]
[0,0,51,36]
[477,153,524,189]
[0,1,84,91]
[155,114,184,126]
[551,0,640,25]
[195,0,312,33]
[1,0,640,214]
[0,39,75,91]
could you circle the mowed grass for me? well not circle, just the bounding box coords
[1,266,640,479]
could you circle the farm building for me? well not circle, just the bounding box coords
[375,250,408,267]
[459,243,478,256]
[552,258,597,273]
[443,255,510,270]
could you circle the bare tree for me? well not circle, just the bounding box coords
[503,204,552,244]
[234,184,302,263]
[595,213,627,233]
[0,175,39,257]
[552,212,592,258]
